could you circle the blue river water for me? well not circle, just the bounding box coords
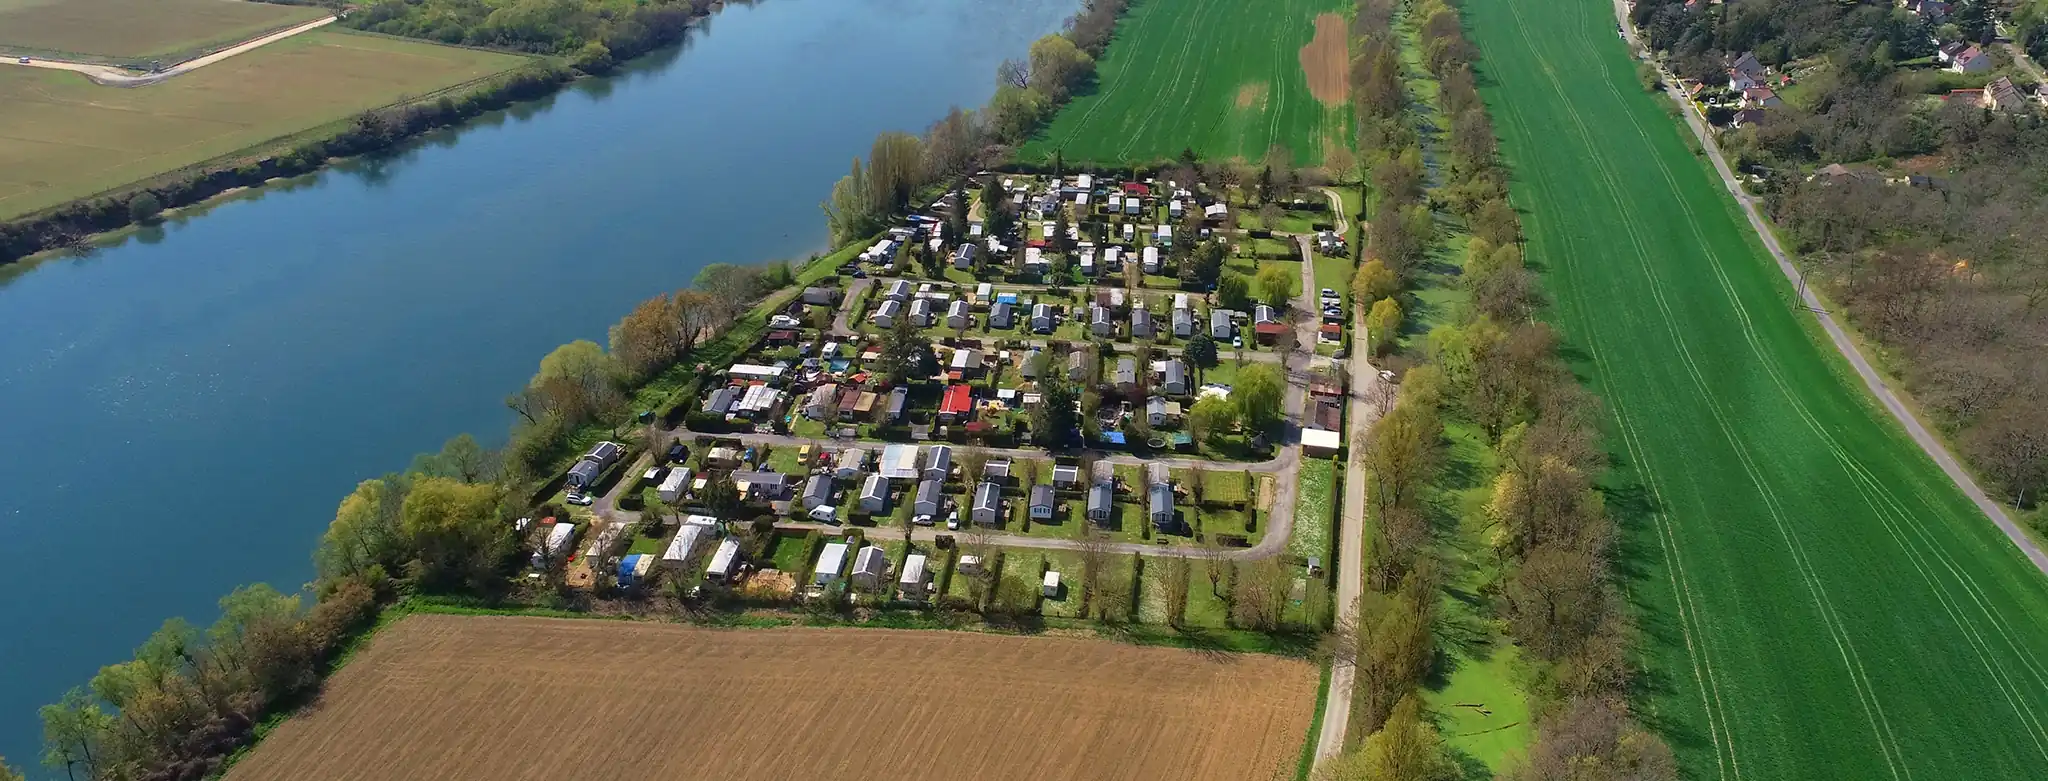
[0,0,1074,770]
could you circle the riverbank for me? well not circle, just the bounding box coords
[0,8,731,263]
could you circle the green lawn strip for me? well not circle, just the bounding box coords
[1288,459,1335,562]
[1422,645,1532,773]
[1462,0,2048,776]
[1295,662,1335,781]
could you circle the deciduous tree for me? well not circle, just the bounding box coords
[1234,363,1286,433]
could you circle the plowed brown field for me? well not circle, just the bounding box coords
[1299,13,1348,106]
[225,614,1319,781]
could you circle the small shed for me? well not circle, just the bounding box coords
[1043,570,1062,597]
[959,554,984,575]
[617,554,655,589]
[1302,428,1342,456]
[851,545,890,590]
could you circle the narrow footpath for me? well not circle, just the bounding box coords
[1,15,336,86]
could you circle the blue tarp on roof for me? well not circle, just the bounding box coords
[618,555,643,586]
[996,293,1019,304]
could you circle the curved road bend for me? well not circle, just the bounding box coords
[1610,0,2048,576]
[1,15,336,86]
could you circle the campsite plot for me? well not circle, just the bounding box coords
[225,614,1319,781]
[1018,0,1350,167]
[0,29,524,219]
[0,0,326,63]
[1461,0,2048,778]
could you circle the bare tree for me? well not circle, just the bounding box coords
[1161,553,1192,628]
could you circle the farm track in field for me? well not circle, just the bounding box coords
[1461,0,2048,778]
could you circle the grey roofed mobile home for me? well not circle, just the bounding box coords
[1254,304,1276,324]
[923,444,953,481]
[1131,308,1153,338]
[990,301,1014,329]
[914,478,944,517]
[1090,305,1114,336]
[1067,351,1089,380]
[565,459,602,490]
[584,441,624,468]
[851,545,890,589]
[909,297,934,327]
[835,447,867,479]
[1031,303,1054,333]
[1210,308,1233,339]
[886,279,912,300]
[947,299,971,328]
[703,386,740,414]
[1147,395,1168,425]
[1053,463,1082,486]
[1115,357,1137,389]
[873,298,902,327]
[1029,484,1055,519]
[803,474,833,509]
[1086,482,1114,522]
[1171,307,1193,336]
[1149,483,1174,526]
[730,470,791,497]
[972,481,1002,525]
[887,386,908,421]
[1162,359,1188,395]
[801,287,838,305]
[953,242,978,269]
[859,473,888,513]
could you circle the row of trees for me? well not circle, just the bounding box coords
[824,0,1131,245]
[1634,0,2048,514]
[1328,2,1676,778]
[345,0,716,65]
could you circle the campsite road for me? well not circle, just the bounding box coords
[1610,0,2048,577]
[0,16,336,86]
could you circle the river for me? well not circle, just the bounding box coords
[0,0,1075,769]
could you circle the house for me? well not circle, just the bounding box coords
[1984,76,2028,111]
[1952,45,1991,74]
[1086,482,1114,523]
[565,441,624,491]
[1103,246,1122,270]
[1029,485,1055,520]
[1091,305,1115,337]
[1115,357,1138,394]
[1031,303,1055,333]
[923,444,953,482]
[813,542,849,586]
[1203,202,1228,221]
[802,287,838,306]
[836,448,868,479]
[886,280,912,301]
[1211,309,1234,339]
[899,553,931,599]
[1149,483,1175,529]
[909,298,935,327]
[1741,86,1782,109]
[659,524,706,570]
[972,481,1003,525]
[947,299,972,329]
[566,460,602,492]
[1131,307,1154,339]
[939,383,974,423]
[913,478,944,518]
[1147,395,1169,426]
[880,444,920,480]
[1141,245,1162,274]
[949,347,982,376]
[1938,41,1969,64]
[983,458,1012,483]
[730,470,790,499]
[702,386,740,415]
[1172,306,1193,337]
[859,474,888,513]
[1067,350,1090,381]
[1079,246,1096,276]
[990,301,1014,329]
[953,242,978,269]
[801,474,833,510]
[1168,198,1184,219]
[1161,359,1188,395]
[804,383,839,420]
[851,545,890,590]
[872,298,902,328]
[1053,464,1083,488]
[887,386,908,422]
[1019,350,1042,380]
[1731,108,1767,128]
[1729,51,1765,83]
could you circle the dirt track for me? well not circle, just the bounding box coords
[1299,13,1348,106]
[227,614,1319,781]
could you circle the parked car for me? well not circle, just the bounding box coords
[17,57,30,64]
[666,443,688,463]
[566,492,593,506]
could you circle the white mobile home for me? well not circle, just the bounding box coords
[661,524,710,570]
[1141,245,1161,274]
[899,554,931,599]
[813,541,850,586]
[657,467,692,503]
[704,537,741,583]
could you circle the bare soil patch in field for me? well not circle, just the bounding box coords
[1236,81,1269,110]
[1299,13,1348,106]
[225,614,1319,781]
[0,0,324,61]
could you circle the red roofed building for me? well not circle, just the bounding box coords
[939,384,974,423]
[1122,182,1151,196]
[1253,321,1289,344]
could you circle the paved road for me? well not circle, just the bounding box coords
[830,277,873,335]
[1,16,336,86]
[1609,0,2048,576]
[2000,42,2048,90]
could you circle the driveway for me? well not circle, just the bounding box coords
[2,15,337,86]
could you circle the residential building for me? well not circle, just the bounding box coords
[813,542,849,586]
[887,386,908,422]
[880,444,920,480]
[1031,303,1055,333]
[1131,308,1154,339]
[801,287,837,305]
[1053,464,1083,488]
[1146,395,1168,426]
[953,242,978,270]
[1086,482,1114,523]
[909,298,934,327]
[1985,76,2028,111]
[913,479,944,518]
[803,383,839,421]
[1068,350,1090,381]
[836,448,868,480]
[851,545,890,590]
[923,444,953,482]
[859,474,888,513]
[898,553,931,599]
[1115,357,1138,394]
[990,301,1014,329]
[1162,359,1188,395]
[972,481,1002,525]
[1149,483,1175,529]
[801,474,833,510]
[1091,305,1115,337]
[1171,306,1193,337]
[872,298,902,328]
[939,384,974,423]
[1211,309,1234,339]
[1952,45,1991,73]
[886,279,912,301]
[1029,485,1055,520]
[1142,245,1162,274]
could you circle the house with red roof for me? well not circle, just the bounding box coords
[939,384,974,424]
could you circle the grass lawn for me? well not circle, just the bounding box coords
[1422,646,1532,773]
[624,532,667,557]
[0,0,326,62]
[1465,0,2048,776]
[1017,0,1352,167]
[763,531,812,573]
[1288,458,1334,562]
[1311,253,1352,301]
[0,28,526,219]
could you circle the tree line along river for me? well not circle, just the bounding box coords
[0,0,1077,770]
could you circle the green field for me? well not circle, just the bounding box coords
[0,29,525,219]
[0,0,325,63]
[1464,0,2048,778]
[1017,0,1351,167]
